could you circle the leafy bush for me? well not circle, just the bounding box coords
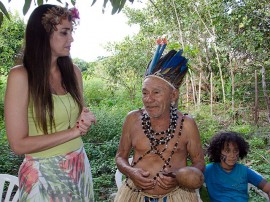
[0,132,23,175]
[81,106,128,201]
[83,106,127,143]
[1,76,270,201]
[83,78,111,106]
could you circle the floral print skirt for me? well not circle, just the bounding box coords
[18,146,94,202]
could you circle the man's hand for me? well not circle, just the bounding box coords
[157,172,178,190]
[129,168,155,190]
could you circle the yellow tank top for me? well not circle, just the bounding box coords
[27,93,83,157]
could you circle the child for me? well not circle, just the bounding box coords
[204,131,270,202]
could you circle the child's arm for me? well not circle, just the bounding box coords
[258,179,270,199]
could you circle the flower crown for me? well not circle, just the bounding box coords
[145,38,188,89]
[42,6,80,33]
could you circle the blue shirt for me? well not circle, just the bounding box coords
[204,163,263,202]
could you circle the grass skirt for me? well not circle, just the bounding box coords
[114,179,199,202]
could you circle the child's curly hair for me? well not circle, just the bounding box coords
[207,131,249,162]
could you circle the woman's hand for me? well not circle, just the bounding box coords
[76,107,96,135]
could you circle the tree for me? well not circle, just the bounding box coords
[0,12,25,76]
[72,58,89,72]
[100,34,150,103]
[0,0,135,27]
[102,0,269,109]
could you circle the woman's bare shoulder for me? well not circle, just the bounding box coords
[8,65,27,80]
[73,63,82,74]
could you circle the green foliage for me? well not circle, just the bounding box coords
[0,1,10,27]
[83,106,126,143]
[73,58,90,72]
[0,133,24,175]
[0,0,134,28]
[81,106,129,201]
[83,69,143,109]
[0,12,25,76]
[101,35,150,104]
[227,124,254,135]
[83,77,110,106]
[0,85,24,175]
[0,76,7,102]
[1,0,270,200]
[191,105,222,145]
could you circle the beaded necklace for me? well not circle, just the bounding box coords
[125,105,187,192]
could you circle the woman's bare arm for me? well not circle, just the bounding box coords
[4,66,90,155]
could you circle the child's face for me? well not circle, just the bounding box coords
[220,142,239,171]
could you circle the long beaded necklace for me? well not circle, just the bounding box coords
[56,94,72,129]
[125,105,187,192]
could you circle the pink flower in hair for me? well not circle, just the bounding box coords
[70,7,80,20]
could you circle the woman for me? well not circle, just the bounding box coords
[204,131,270,202]
[4,4,95,201]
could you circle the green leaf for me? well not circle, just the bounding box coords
[23,0,32,15]
[111,0,120,15]
[0,1,10,20]
[91,0,97,6]
[102,0,109,13]
[71,0,76,6]
[118,0,127,13]
[111,7,118,15]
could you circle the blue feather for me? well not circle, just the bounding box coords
[157,43,167,60]
[162,50,184,69]
[148,44,161,74]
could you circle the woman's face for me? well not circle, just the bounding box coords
[50,18,74,59]
[220,142,239,171]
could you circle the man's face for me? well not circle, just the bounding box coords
[142,76,174,119]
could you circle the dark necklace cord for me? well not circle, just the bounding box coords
[125,106,187,192]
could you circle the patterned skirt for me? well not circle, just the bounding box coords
[18,146,94,202]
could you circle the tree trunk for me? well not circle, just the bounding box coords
[229,55,235,123]
[261,67,270,123]
[189,70,197,107]
[193,2,226,103]
[210,71,213,115]
[172,0,184,47]
[198,72,202,107]
[254,70,259,125]
[186,75,189,109]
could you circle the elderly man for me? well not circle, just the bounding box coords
[114,39,205,202]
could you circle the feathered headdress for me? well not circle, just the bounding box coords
[145,38,188,89]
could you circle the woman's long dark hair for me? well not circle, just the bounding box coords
[23,4,83,134]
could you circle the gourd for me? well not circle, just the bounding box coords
[175,166,204,189]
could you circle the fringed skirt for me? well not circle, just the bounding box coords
[114,179,199,202]
[18,146,94,202]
